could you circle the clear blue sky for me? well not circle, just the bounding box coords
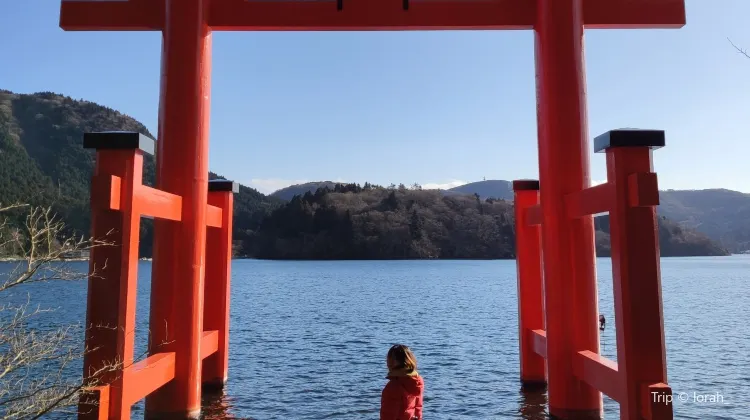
[1,1,749,193]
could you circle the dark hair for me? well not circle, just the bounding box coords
[387,344,417,372]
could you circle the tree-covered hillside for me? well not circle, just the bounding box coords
[256,183,729,259]
[0,90,281,257]
[658,189,750,252]
[257,183,516,259]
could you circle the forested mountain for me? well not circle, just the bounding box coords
[0,90,281,257]
[0,90,731,259]
[658,189,750,252]
[0,89,154,239]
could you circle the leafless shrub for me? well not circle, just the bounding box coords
[0,204,113,419]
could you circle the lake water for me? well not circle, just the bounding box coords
[2,257,748,419]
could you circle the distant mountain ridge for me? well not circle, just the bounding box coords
[271,181,342,201]
[446,180,513,200]
[658,188,750,252]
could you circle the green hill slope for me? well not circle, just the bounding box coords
[0,90,281,257]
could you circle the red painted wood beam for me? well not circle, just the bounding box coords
[524,205,543,227]
[200,330,220,360]
[583,0,686,29]
[208,0,535,31]
[60,0,165,30]
[105,175,183,221]
[78,385,110,420]
[60,0,684,31]
[138,186,183,221]
[641,383,673,420]
[573,350,624,402]
[206,205,223,229]
[529,329,547,358]
[565,182,614,218]
[122,352,176,407]
[628,172,660,207]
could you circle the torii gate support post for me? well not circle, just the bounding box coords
[512,180,546,389]
[79,134,148,419]
[597,130,672,419]
[535,0,602,417]
[202,180,238,388]
[146,0,212,417]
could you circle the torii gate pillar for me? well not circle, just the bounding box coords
[146,0,212,417]
[535,0,601,417]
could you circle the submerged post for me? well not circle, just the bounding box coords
[534,0,602,417]
[202,180,238,388]
[596,129,672,419]
[512,180,546,389]
[80,132,152,419]
[80,133,147,419]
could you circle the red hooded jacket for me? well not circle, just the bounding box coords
[380,369,424,420]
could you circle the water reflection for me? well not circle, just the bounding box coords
[201,389,239,419]
[518,387,549,419]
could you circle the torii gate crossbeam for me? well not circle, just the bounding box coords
[61,0,685,419]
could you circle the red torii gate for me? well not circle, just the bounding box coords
[60,0,685,419]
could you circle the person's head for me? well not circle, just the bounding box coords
[387,344,417,372]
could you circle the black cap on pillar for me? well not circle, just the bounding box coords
[512,179,540,191]
[208,180,239,194]
[83,131,156,156]
[594,129,665,153]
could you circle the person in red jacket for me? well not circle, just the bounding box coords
[380,344,424,420]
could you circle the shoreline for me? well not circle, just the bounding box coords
[1,255,746,263]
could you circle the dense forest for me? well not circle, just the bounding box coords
[255,183,516,259]
[254,183,729,259]
[0,90,732,259]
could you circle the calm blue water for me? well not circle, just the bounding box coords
[1,257,748,419]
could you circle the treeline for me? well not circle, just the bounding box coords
[594,214,730,257]
[252,183,516,259]
[249,183,730,259]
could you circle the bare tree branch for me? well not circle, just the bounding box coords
[0,204,124,419]
[0,206,112,293]
[728,37,750,59]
